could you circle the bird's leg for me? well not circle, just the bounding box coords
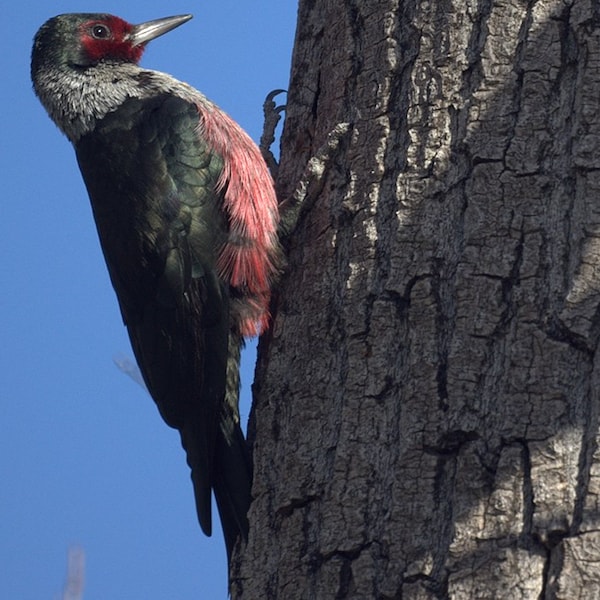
[259,89,353,242]
[259,89,286,179]
[278,121,352,243]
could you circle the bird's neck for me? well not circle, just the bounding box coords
[33,62,199,143]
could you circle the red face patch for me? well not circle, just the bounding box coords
[80,16,144,64]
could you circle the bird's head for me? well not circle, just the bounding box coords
[31,13,192,74]
[31,13,193,141]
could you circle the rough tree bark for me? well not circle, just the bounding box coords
[233,0,600,598]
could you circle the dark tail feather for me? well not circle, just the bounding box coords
[190,460,213,537]
[182,426,214,537]
[214,415,252,564]
[214,331,252,565]
[185,418,251,558]
[183,332,251,568]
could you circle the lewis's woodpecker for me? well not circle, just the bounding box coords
[30,13,282,563]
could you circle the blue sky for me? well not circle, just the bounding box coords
[1,2,295,598]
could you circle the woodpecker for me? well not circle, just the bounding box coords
[31,13,282,564]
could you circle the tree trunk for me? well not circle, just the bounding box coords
[234,1,600,598]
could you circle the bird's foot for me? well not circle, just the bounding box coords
[259,89,287,179]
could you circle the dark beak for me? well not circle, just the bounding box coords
[130,14,193,46]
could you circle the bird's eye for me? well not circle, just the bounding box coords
[91,24,111,39]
